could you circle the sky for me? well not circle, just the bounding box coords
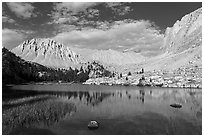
[2,2,202,56]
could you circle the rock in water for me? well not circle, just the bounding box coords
[88,121,99,130]
[170,103,182,108]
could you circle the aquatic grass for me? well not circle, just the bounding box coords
[2,95,55,109]
[2,97,76,135]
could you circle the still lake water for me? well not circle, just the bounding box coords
[4,83,202,135]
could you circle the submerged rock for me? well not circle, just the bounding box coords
[88,120,99,130]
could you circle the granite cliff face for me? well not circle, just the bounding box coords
[163,8,202,54]
[12,38,82,68]
[139,7,202,72]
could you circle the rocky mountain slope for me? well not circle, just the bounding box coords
[2,47,48,84]
[72,48,146,65]
[163,8,202,54]
[11,38,83,69]
[114,7,202,73]
[12,38,146,69]
[89,7,202,88]
[147,7,202,71]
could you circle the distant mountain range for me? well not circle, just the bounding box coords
[8,8,202,75]
[11,38,146,68]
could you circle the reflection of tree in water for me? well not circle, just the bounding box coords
[52,91,112,107]
[139,89,145,103]
[51,89,184,105]
[2,98,76,135]
[118,89,146,104]
[150,90,152,95]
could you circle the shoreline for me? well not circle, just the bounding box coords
[3,82,202,89]
[82,83,202,89]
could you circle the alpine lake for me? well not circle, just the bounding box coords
[2,83,202,135]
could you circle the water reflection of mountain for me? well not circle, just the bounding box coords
[49,91,112,107]
[36,87,201,109]
[4,85,201,110]
[46,89,147,106]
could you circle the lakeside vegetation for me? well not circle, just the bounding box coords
[2,96,76,135]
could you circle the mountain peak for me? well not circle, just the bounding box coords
[12,38,82,68]
[163,7,202,54]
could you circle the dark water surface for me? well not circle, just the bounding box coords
[3,84,202,135]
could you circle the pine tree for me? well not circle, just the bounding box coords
[80,66,84,72]
[141,68,144,73]
[128,72,131,76]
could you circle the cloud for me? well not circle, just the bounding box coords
[105,2,133,16]
[54,24,79,34]
[53,2,99,14]
[52,20,164,56]
[2,16,16,23]
[49,2,100,25]
[105,2,122,7]
[117,6,132,16]
[86,8,100,18]
[2,29,25,50]
[50,15,79,24]
[95,21,112,30]
[6,2,36,19]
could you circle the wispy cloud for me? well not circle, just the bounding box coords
[117,6,132,16]
[105,2,133,16]
[86,8,100,18]
[52,20,164,56]
[53,2,99,14]
[2,16,16,23]
[6,2,36,19]
[49,2,100,25]
[49,2,132,26]
[49,15,79,24]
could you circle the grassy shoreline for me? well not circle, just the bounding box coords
[2,96,76,135]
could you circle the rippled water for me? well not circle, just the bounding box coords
[3,84,202,135]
